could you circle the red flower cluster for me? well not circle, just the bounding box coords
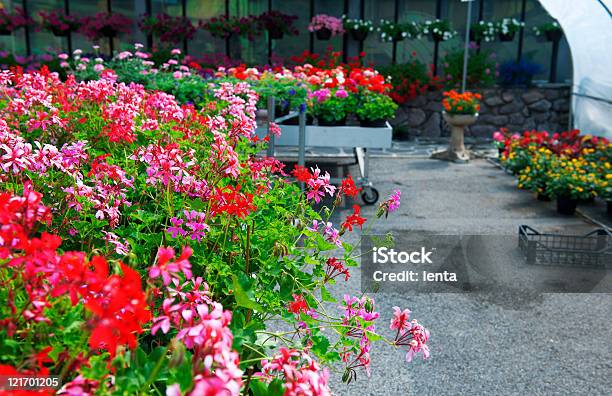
[342,205,366,231]
[325,257,350,282]
[0,186,150,359]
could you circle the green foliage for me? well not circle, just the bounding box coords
[355,92,398,121]
[441,48,497,88]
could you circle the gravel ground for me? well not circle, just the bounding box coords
[315,157,611,396]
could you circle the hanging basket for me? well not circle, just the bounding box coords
[315,28,332,40]
[545,29,563,42]
[268,27,284,40]
[350,29,368,41]
[499,32,516,42]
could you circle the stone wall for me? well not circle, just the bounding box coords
[391,85,571,140]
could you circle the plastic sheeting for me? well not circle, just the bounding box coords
[538,0,612,138]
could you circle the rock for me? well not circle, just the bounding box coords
[479,114,509,126]
[468,124,497,137]
[534,113,549,122]
[509,114,525,125]
[404,95,427,107]
[499,100,523,114]
[398,108,427,127]
[543,89,561,100]
[502,91,515,103]
[522,107,530,117]
[552,99,569,112]
[425,101,443,112]
[521,90,544,104]
[484,96,504,106]
[420,112,441,137]
[528,99,552,112]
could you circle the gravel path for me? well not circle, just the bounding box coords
[320,157,611,396]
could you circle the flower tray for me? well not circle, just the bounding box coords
[518,225,611,268]
[255,123,392,149]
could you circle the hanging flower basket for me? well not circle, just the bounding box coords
[498,32,515,42]
[268,27,284,39]
[545,29,563,42]
[350,29,368,41]
[315,27,332,40]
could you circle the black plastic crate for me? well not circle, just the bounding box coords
[518,225,611,268]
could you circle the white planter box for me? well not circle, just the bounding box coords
[255,124,392,149]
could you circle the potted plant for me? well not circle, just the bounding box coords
[378,20,405,42]
[343,16,374,41]
[432,90,481,162]
[470,21,496,42]
[0,7,31,36]
[422,19,456,42]
[533,21,563,42]
[80,12,131,40]
[545,156,598,215]
[257,11,298,40]
[495,18,523,41]
[498,58,542,87]
[355,92,397,128]
[308,14,344,40]
[309,88,354,126]
[139,13,196,44]
[516,147,554,201]
[201,16,235,39]
[38,9,81,37]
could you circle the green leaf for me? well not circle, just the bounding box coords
[320,287,336,302]
[232,275,263,311]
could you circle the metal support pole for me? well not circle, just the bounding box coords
[298,104,306,191]
[65,0,73,53]
[517,0,527,63]
[549,39,559,83]
[298,107,306,169]
[266,96,276,157]
[461,0,474,93]
[22,0,31,56]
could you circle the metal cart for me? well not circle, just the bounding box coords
[256,98,392,205]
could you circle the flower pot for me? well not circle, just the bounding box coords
[392,32,404,42]
[318,117,346,127]
[498,32,515,42]
[315,28,332,40]
[579,195,595,204]
[556,196,577,215]
[281,114,314,125]
[268,27,284,40]
[431,32,444,42]
[545,30,563,42]
[359,118,387,128]
[536,192,552,202]
[51,27,71,37]
[101,26,117,38]
[350,29,368,41]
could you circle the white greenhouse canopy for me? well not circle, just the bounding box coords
[538,0,612,138]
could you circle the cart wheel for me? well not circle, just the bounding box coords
[361,188,379,205]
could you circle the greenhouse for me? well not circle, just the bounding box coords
[0,1,610,395]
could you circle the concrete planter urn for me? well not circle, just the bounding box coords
[431,112,478,162]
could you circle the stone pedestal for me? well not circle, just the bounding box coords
[431,112,478,163]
